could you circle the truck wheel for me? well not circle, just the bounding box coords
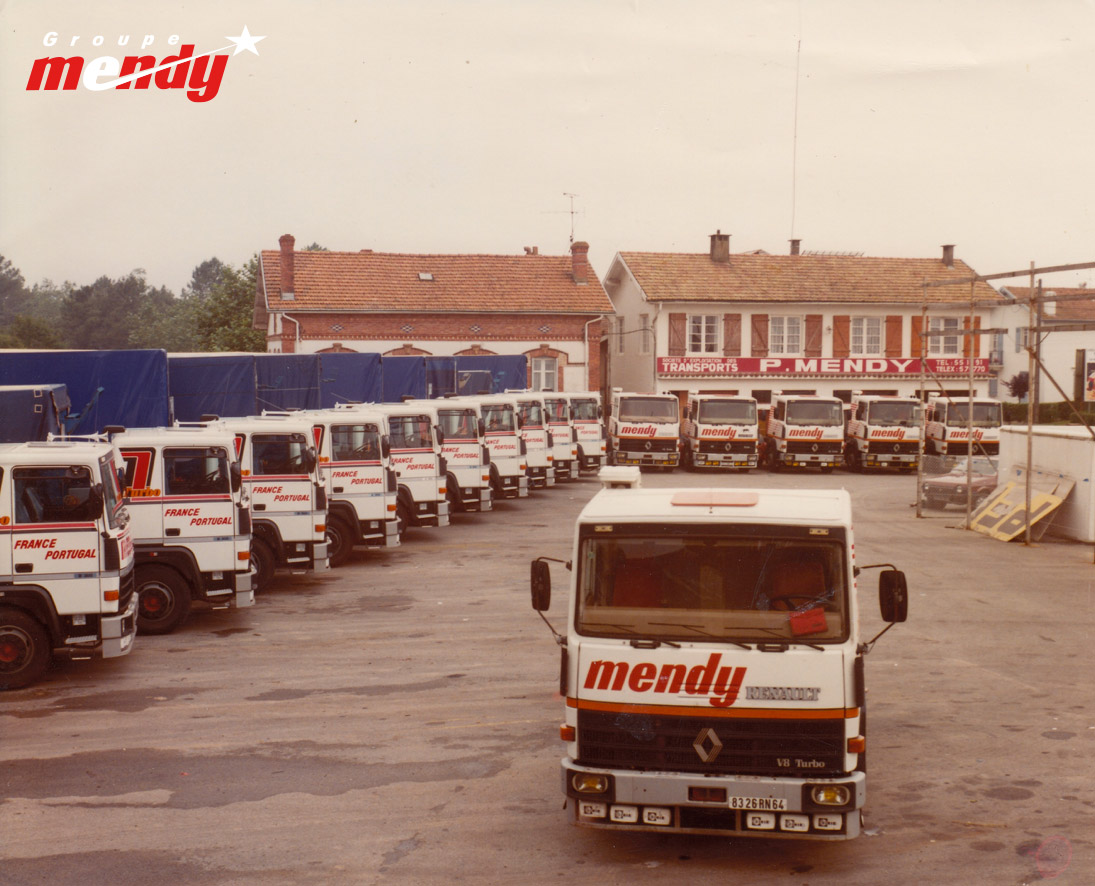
[0,607,51,690]
[396,501,413,539]
[326,515,354,567]
[136,565,191,635]
[250,537,276,593]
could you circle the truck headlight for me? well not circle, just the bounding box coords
[572,773,610,794]
[811,785,851,806]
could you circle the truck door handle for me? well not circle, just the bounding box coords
[333,486,344,493]
[166,528,181,537]
[253,504,266,511]
[15,563,33,573]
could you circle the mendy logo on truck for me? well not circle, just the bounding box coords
[530,467,908,839]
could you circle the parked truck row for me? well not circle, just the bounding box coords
[0,391,607,690]
[608,389,1003,475]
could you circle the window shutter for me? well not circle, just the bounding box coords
[668,313,686,356]
[751,314,768,357]
[911,315,924,357]
[832,315,850,358]
[804,315,822,358]
[885,315,902,357]
[723,314,741,356]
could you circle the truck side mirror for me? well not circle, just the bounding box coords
[477,418,486,438]
[88,483,105,519]
[229,461,242,493]
[381,435,391,459]
[598,405,604,419]
[435,426,445,447]
[879,570,908,623]
[531,559,551,611]
[304,447,318,473]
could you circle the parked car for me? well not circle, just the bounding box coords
[922,457,998,509]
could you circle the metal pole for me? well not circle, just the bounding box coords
[965,281,975,527]
[916,297,927,518]
[1024,269,1036,546]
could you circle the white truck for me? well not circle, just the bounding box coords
[565,392,607,473]
[510,391,555,489]
[608,391,681,470]
[680,395,758,471]
[0,438,137,689]
[544,395,579,482]
[466,394,530,500]
[763,393,844,472]
[844,394,922,472]
[370,403,450,536]
[113,426,254,634]
[925,396,1003,458]
[432,399,493,512]
[530,467,909,840]
[296,407,400,566]
[188,415,329,591]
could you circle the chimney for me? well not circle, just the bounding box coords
[279,234,296,300]
[571,240,589,284]
[941,244,955,269]
[710,230,730,263]
[789,239,801,256]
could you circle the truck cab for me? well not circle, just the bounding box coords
[763,393,844,472]
[509,391,555,489]
[113,426,253,634]
[430,399,493,512]
[190,415,328,591]
[543,394,579,482]
[465,394,530,500]
[369,403,450,536]
[608,391,681,470]
[844,394,922,472]
[925,396,1002,458]
[681,395,758,471]
[565,392,607,473]
[531,468,908,840]
[0,438,137,689]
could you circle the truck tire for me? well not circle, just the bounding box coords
[396,501,413,540]
[136,564,191,635]
[0,607,51,690]
[326,515,354,567]
[250,536,276,593]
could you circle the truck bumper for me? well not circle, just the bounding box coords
[863,453,917,469]
[614,452,679,468]
[100,594,138,659]
[779,453,841,469]
[562,761,864,840]
[693,453,758,469]
[460,486,493,512]
[527,465,550,489]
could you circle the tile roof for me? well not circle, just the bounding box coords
[259,249,614,314]
[612,251,1004,305]
[1005,287,1095,321]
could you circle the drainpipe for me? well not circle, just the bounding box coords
[282,313,302,353]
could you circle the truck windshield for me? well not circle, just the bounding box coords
[482,405,516,432]
[517,401,544,427]
[946,402,1002,428]
[100,454,124,528]
[786,401,843,427]
[619,398,678,423]
[866,401,920,426]
[576,533,848,643]
[570,398,599,420]
[438,409,478,440]
[252,433,310,475]
[698,400,756,425]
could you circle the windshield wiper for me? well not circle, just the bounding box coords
[649,622,752,650]
[630,638,681,649]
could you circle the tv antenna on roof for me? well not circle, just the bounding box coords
[542,192,584,244]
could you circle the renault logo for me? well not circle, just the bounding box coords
[694,727,723,763]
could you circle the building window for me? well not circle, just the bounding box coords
[532,357,557,391]
[850,317,882,356]
[688,315,719,354]
[929,317,960,356]
[769,316,802,356]
[616,316,625,355]
[639,313,651,355]
[1015,326,1029,353]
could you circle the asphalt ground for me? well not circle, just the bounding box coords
[2,466,1093,885]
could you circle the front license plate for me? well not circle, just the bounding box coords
[729,796,787,811]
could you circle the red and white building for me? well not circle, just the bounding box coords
[601,232,1006,406]
[253,235,614,392]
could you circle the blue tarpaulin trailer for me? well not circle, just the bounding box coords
[255,354,322,413]
[318,352,383,407]
[0,349,169,433]
[454,355,528,395]
[168,354,258,421]
[0,384,71,442]
[382,356,428,402]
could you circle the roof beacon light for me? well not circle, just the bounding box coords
[598,466,641,489]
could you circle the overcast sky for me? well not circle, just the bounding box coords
[2,0,1094,296]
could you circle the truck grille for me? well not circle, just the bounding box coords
[577,708,845,777]
[118,567,136,611]
[865,440,918,455]
[619,438,677,454]
[699,440,755,455]
[787,440,842,455]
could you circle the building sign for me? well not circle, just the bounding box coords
[656,357,990,377]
